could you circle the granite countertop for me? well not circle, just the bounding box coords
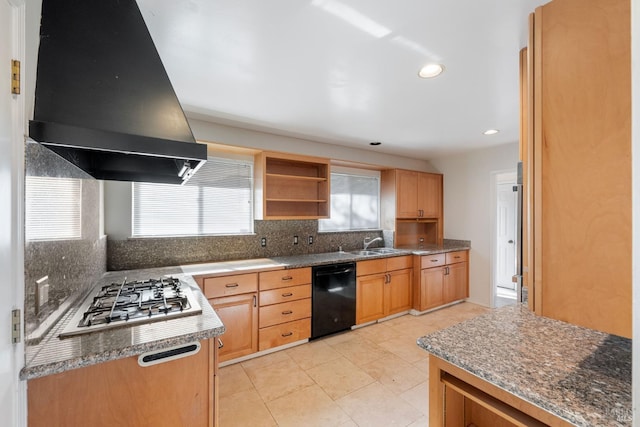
[21,267,225,380]
[181,241,471,276]
[417,304,631,426]
[22,244,470,381]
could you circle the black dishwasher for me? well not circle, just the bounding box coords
[311,262,356,339]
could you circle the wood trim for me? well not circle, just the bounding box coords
[430,355,573,426]
[531,8,543,315]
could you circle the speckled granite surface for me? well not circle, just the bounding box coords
[21,267,225,380]
[23,246,469,381]
[402,239,471,255]
[417,304,631,426]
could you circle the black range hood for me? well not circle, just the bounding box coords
[29,0,207,184]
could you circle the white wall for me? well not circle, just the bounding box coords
[430,142,519,307]
[105,120,437,239]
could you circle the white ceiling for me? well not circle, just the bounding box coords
[138,0,547,160]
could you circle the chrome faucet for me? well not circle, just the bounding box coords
[363,237,383,250]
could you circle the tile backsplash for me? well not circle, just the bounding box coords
[24,142,106,338]
[107,220,386,271]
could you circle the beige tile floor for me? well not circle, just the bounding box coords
[218,302,489,427]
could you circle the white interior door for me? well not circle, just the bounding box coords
[1,1,26,425]
[496,182,516,290]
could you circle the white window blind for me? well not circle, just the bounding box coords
[319,170,380,231]
[25,176,82,241]
[132,157,253,237]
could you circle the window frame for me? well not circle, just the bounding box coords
[319,166,381,232]
[131,155,254,238]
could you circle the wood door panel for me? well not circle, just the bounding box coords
[421,267,445,310]
[534,0,631,337]
[396,170,419,218]
[28,340,212,427]
[387,269,412,315]
[356,274,386,324]
[210,294,258,362]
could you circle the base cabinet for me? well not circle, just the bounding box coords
[258,268,312,350]
[414,251,468,312]
[430,355,568,427]
[194,272,259,363]
[28,339,217,427]
[356,256,413,324]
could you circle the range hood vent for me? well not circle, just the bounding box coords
[29,0,206,184]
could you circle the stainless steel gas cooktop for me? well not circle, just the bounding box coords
[59,277,202,338]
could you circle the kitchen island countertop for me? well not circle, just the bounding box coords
[418,304,631,426]
[21,266,225,380]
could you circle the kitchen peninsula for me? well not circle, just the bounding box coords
[418,305,631,426]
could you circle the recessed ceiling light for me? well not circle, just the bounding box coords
[418,63,444,79]
[483,129,499,135]
[370,141,382,146]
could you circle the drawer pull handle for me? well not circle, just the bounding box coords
[282,310,293,315]
[282,292,294,297]
[225,283,239,288]
[282,276,293,281]
[217,339,224,349]
[430,259,439,262]
[281,332,293,337]
[454,256,460,259]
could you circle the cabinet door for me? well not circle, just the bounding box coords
[356,273,386,324]
[417,173,442,218]
[444,262,468,303]
[420,267,445,310]
[387,268,412,315]
[210,293,258,362]
[396,170,419,218]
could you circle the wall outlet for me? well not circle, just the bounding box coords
[35,276,49,314]
[308,236,314,245]
[261,237,267,247]
[293,236,298,245]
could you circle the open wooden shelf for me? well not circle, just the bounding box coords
[255,152,330,220]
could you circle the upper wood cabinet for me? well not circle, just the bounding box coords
[524,0,631,337]
[381,169,443,247]
[395,170,442,219]
[254,151,330,220]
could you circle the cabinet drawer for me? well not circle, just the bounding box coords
[203,273,258,298]
[259,298,311,328]
[356,259,387,276]
[420,254,446,269]
[386,255,413,271]
[258,318,311,351]
[259,267,311,290]
[446,251,468,264]
[260,284,311,306]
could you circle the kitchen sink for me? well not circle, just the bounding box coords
[368,248,404,254]
[348,248,405,256]
[348,250,379,256]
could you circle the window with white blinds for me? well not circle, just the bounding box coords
[319,170,380,231]
[132,157,253,237]
[25,176,82,241]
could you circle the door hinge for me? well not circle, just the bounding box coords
[11,60,20,95]
[11,309,21,344]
